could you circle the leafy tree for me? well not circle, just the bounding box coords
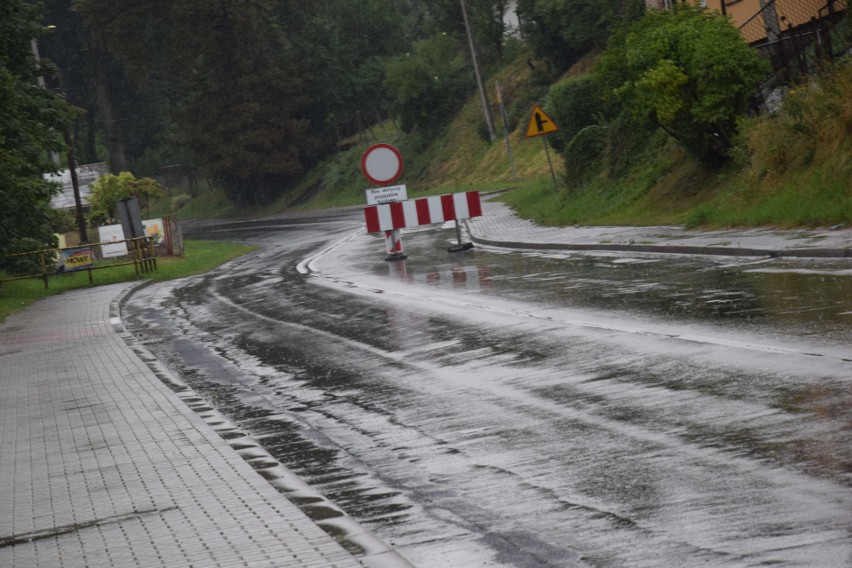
[87,172,164,224]
[72,0,420,205]
[73,0,318,205]
[38,0,173,175]
[517,0,645,73]
[294,0,408,143]
[384,33,475,136]
[0,0,72,267]
[171,9,310,204]
[54,0,519,206]
[598,5,769,167]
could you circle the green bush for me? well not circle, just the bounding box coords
[383,34,474,136]
[2,239,55,276]
[49,209,77,235]
[170,193,192,211]
[546,75,601,155]
[601,112,660,179]
[564,125,605,188]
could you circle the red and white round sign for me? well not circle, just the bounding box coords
[361,144,403,186]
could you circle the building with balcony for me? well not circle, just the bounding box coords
[705,0,846,44]
[645,0,846,44]
[644,0,847,81]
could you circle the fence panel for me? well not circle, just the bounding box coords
[0,237,157,290]
[740,0,848,85]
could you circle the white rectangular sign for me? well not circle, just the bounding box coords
[98,224,128,258]
[366,184,408,205]
[98,218,165,258]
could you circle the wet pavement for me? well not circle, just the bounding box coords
[124,202,852,567]
[0,282,409,567]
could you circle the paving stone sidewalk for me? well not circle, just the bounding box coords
[0,283,365,568]
[468,200,852,258]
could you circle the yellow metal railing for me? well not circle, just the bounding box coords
[0,237,157,290]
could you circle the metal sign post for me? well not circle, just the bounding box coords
[525,104,560,191]
[541,136,558,192]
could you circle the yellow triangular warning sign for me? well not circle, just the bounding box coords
[525,104,559,137]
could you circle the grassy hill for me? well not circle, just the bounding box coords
[167,51,851,230]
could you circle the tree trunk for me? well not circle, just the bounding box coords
[84,106,99,164]
[63,128,89,242]
[92,46,127,174]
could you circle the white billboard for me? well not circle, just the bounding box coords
[46,162,109,210]
[98,224,128,258]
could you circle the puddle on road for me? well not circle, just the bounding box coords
[373,232,852,346]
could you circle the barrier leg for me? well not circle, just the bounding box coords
[447,220,475,253]
[385,229,407,261]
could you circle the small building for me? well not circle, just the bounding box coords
[643,0,848,82]
[704,0,847,44]
[644,0,847,44]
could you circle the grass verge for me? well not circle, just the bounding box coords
[0,240,256,323]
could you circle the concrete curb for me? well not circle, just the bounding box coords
[465,221,852,259]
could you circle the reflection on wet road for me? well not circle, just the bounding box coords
[125,215,852,567]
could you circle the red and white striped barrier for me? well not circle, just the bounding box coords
[364,191,482,233]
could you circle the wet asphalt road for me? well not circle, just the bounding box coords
[124,212,852,567]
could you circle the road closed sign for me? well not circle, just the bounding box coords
[361,143,403,186]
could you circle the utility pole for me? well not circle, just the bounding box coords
[460,0,497,143]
